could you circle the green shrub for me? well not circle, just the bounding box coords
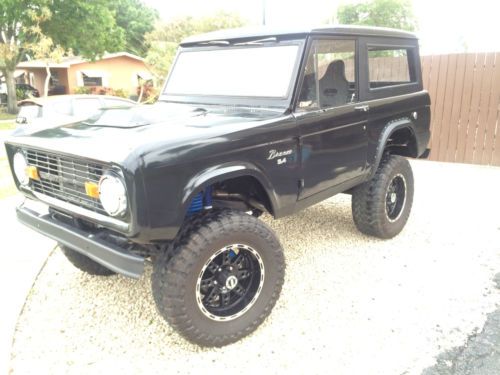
[74,87,92,95]
[16,88,27,100]
[113,88,128,98]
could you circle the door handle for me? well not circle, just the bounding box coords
[354,105,370,112]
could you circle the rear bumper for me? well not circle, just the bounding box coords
[16,200,144,278]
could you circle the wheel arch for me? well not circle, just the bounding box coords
[181,162,278,217]
[370,118,418,178]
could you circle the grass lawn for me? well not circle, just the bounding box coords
[0,121,16,130]
[0,110,16,121]
[0,156,17,199]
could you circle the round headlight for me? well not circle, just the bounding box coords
[99,173,128,217]
[13,152,29,185]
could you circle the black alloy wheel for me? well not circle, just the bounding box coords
[196,244,264,321]
[385,174,407,222]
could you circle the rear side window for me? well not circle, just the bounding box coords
[367,46,415,89]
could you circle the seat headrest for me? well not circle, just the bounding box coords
[325,60,346,80]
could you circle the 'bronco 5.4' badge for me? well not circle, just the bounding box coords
[267,149,293,165]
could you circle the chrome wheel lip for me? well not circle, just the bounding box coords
[385,173,407,223]
[195,244,265,322]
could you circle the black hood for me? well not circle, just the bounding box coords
[7,102,286,163]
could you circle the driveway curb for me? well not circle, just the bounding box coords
[0,196,55,375]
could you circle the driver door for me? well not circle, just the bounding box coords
[294,38,369,200]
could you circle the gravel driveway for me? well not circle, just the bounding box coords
[9,160,500,374]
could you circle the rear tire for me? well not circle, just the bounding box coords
[151,210,285,347]
[351,155,414,239]
[60,245,116,276]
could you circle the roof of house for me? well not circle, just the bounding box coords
[181,25,417,46]
[17,52,145,69]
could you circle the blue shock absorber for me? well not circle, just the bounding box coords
[204,186,213,209]
[187,192,203,215]
[187,186,213,215]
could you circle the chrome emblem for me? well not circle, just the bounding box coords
[225,275,238,290]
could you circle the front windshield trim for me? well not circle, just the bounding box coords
[159,39,306,108]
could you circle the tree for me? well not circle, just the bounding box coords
[110,0,158,56]
[41,0,124,59]
[0,0,49,113]
[31,35,67,97]
[145,12,246,85]
[337,0,417,31]
[1,0,155,113]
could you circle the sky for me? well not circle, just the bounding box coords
[143,0,500,54]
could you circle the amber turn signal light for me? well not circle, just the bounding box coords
[25,166,40,181]
[85,181,100,198]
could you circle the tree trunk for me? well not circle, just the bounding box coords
[44,63,51,97]
[137,80,144,103]
[5,69,18,114]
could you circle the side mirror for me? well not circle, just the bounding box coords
[16,116,28,125]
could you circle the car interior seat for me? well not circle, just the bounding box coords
[318,60,350,108]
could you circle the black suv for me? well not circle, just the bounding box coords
[5,26,430,346]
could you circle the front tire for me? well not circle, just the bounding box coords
[60,245,116,276]
[151,210,285,347]
[351,154,414,239]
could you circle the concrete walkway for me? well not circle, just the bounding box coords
[0,195,55,375]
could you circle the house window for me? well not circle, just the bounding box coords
[82,74,103,86]
[367,47,415,89]
[49,71,60,87]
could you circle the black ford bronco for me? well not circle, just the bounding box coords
[5,26,430,346]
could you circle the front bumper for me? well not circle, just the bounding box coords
[16,200,144,278]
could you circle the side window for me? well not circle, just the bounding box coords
[368,47,415,89]
[297,39,357,111]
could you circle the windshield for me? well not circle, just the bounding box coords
[164,44,300,99]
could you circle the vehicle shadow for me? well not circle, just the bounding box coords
[266,194,363,243]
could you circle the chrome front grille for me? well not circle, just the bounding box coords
[25,149,108,216]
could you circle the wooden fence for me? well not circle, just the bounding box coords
[421,52,500,166]
[326,52,499,166]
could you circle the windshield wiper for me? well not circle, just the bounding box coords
[233,37,278,46]
[198,40,230,46]
[198,37,278,47]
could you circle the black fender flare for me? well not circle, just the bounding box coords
[370,117,417,178]
[181,162,278,215]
